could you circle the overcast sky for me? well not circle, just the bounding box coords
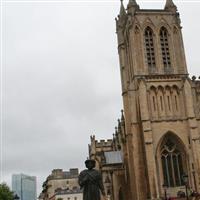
[0,0,200,196]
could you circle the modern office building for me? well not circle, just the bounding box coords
[12,173,37,200]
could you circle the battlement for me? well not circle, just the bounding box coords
[90,135,113,147]
[95,139,113,147]
[48,168,79,180]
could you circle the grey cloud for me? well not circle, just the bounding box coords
[1,0,200,196]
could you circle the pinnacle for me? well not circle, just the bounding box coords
[127,0,140,13]
[119,0,126,17]
[128,0,139,7]
[165,0,177,11]
[121,109,125,121]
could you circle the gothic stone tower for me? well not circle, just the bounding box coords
[116,0,200,199]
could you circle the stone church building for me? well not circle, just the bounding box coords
[89,0,200,200]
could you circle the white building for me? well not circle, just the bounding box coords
[49,188,82,200]
[39,168,82,200]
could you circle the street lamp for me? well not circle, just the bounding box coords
[14,194,20,200]
[182,174,189,200]
[162,184,168,200]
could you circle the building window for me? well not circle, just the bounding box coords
[175,95,178,111]
[153,96,156,111]
[167,96,171,111]
[160,27,172,73]
[144,27,156,72]
[74,197,77,200]
[161,137,185,187]
[160,96,164,111]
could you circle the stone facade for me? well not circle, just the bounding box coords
[89,133,125,200]
[39,169,82,200]
[48,188,82,200]
[89,0,200,200]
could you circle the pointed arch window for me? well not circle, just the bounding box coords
[144,27,156,73]
[160,27,172,73]
[161,137,185,187]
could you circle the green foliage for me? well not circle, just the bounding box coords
[0,183,14,200]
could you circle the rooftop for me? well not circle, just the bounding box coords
[104,151,123,165]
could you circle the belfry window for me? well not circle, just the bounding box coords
[161,138,185,187]
[160,27,171,72]
[145,27,156,72]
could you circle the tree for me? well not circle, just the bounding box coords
[0,183,14,200]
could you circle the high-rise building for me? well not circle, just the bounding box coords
[12,173,37,200]
[89,0,200,200]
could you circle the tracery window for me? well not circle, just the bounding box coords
[145,27,156,72]
[160,27,172,73]
[161,138,185,187]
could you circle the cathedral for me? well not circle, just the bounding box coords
[89,0,200,200]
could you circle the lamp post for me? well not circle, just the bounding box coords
[162,184,168,200]
[14,194,20,200]
[182,174,189,200]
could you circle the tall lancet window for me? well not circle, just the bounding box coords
[145,27,156,73]
[160,27,172,73]
[161,137,185,187]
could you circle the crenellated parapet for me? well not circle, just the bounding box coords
[88,110,126,199]
[88,110,126,165]
[96,139,113,148]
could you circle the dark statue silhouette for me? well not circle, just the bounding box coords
[78,159,106,200]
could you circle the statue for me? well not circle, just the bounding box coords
[78,159,106,200]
